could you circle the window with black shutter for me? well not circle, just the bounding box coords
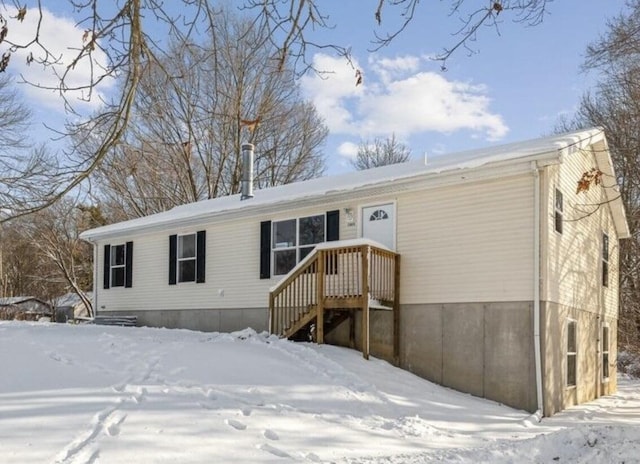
[104,242,133,289]
[169,231,206,284]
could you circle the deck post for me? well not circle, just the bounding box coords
[269,292,275,334]
[361,246,370,360]
[393,254,401,365]
[316,250,325,344]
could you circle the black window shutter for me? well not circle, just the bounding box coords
[260,221,271,279]
[103,244,111,289]
[326,210,340,274]
[125,241,133,288]
[169,234,177,285]
[196,230,206,283]
[326,210,340,241]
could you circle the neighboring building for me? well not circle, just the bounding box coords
[52,292,93,322]
[0,297,52,320]
[80,128,629,416]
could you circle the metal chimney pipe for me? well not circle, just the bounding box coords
[241,143,255,200]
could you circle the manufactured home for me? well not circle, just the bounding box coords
[81,128,629,416]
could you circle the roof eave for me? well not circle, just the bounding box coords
[80,150,562,242]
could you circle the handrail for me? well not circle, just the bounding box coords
[269,242,399,341]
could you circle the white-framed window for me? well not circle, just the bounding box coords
[178,233,197,283]
[554,188,563,234]
[602,233,609,288]
[272,214,325,275]
[602,325,610,380]
[567,319,577,387]
[110,244,126,287]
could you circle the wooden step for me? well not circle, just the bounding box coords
[282,306,317,339]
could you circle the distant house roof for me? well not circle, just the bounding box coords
[0,297,51,313]
[53,292,93,308]
[80,128,629,240]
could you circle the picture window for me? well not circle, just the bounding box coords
[272,215,325,275]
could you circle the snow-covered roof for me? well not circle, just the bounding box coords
[52,292,93,308]
[81,128,623,240]
[0,296,40,306]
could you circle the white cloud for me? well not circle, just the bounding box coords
[2,7,112,112]
[369,54,420,85]
[337,141,359,160]
[302,53,508,142]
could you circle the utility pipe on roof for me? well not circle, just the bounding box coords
[532,161,544,419]
[241,143,255,200]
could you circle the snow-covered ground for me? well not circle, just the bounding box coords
[1,322,639,463]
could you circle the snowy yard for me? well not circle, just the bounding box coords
[1,322,639,463]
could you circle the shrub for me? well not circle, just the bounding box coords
[618,350,640,378]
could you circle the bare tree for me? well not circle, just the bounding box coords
[82,8,327,219]
[0,1,552,220]
[0,74,61,217]
[562,0,640,351]
[351,134,411,170]
[0,198,99,316]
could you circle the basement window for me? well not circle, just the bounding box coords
[602,233,609,288]
[554,188,563,234]
[272,214,325,275]
[567,319,577,387]
[602,325,610,380]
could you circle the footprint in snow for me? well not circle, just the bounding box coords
[205,389,217,400]
[105,412,127,437]
[112,383,127,393]
[226,419,247,431]
[199,402,218,411]
[263,429,279,441]
[259,443,290,458]
[132,387,147,404]
[48,352,73,365]
[241,407,252,416]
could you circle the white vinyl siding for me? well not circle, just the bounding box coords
[543,142,619,318]
[398,174,534,303]
[95,201,357,313]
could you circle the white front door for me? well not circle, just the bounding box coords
[361,203,395,250]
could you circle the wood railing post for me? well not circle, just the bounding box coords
[316,249,325,344]
[269,292,274,334]
[361,245,370,360]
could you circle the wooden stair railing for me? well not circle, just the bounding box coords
[269,242,400,360]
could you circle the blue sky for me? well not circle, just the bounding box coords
[3,1,628,175]
[300,1,628,173]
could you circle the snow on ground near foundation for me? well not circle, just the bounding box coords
[1,322,639,463]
